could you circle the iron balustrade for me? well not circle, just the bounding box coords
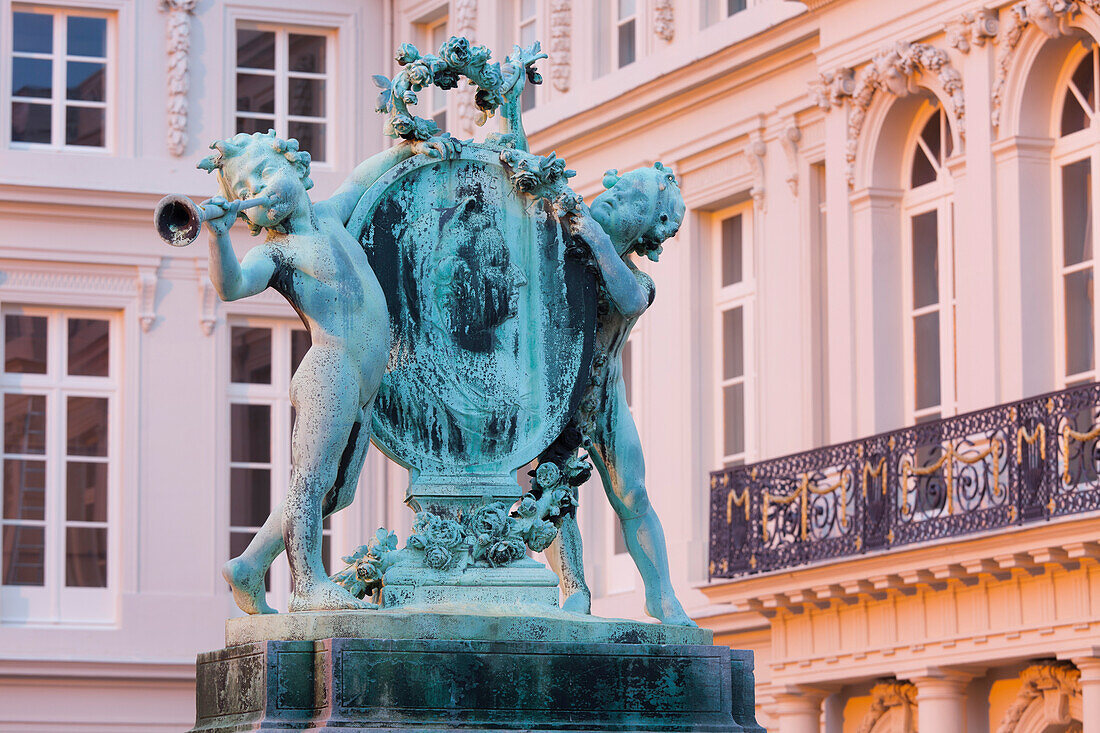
[708,383,1100,579]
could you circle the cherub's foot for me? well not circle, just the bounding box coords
[289,578,377,612]
[561,589,592,615]
[645,590,697,627]
[223,557,276,615]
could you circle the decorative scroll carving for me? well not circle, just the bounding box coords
[549,0,572,92]
[137,267,158,332]
[947,8,999,53]
[747,129,767,210]
[857,681,916,733]
[780,123,801,196]
[654,0,674,42]
[160,0,198,156]
[845,42,964,186]
[996,662,1081,733]
[454,0,480,135]
[809,67,855,110]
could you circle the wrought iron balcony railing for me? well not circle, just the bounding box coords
[708,383,1100,579]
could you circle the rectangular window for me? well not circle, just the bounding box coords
[425,18,449,130]
[11,6,111,149]
[1,308,117,623]
[616,0,637,69]
[1062,158,1095,380]
[715,206,753,468]
[235,24,331,162]
[910,209,942,418]
[517,0,538,112]
[227,321,331,610]
[701,0,748,28]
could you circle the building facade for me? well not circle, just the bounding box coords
[1,0,1099,731]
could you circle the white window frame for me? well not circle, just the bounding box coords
[713,203,755,469]
[226,317,333,614]
[1053,41,1100,388]
[422,16,449,131]
[515,0,539,111]
[701,0,749,28]
[901,100,956,425]
[613,0,639,71]
[233,21,335,165]
[8,3,114,152]
[0,305,120,625]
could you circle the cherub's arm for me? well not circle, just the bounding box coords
[204,197,276,302]
[497,44,547,153]
[569,210,649,320]
[325,137,460,225]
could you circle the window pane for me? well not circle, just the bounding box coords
[65,526,107,587]
[911,145,937,188]
[1062,91,1090,137]
[67,397,108,457]
[291,330,311,375]
[67,61,105,101]
[68,318,109,377]
[1065,268,1095,377]
[236,73,275,115]
[231,404,271,463]
[723,383,745,457]
[723,307,744,380]
[5,315,48,374]
[3,525,44,586]
[287,121,325,162]
[11,102,51,144]
[236,117,272,135]
[288,77,325,117]
[728,0,747,14]
[1073,51,1096,115]
[1063,158,1092,266]
[911,210,939,309]
[65,106,104,147]
[521,20,537,46]
[14,12,52,54]
[920,110,942,164]
[4,459,45,520]
[4,395,46,455]
[621,340,633,408]
[522,0,537,18]
[231,327,272,384]
[322,533,332,575]
[66,461,107,522]
[521,83,536,112]
[67,16,106,58]
[231,468,271,527]
[617,19,636,68]
[237,29,275,69]
[288,34,326,73]
[618,0,636,19]
[13,58,52,98]
[721,214,743,287]
[914,312,941,411]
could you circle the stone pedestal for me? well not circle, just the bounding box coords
[191,609,764,732]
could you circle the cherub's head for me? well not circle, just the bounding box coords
[589,162,685,261]
[197,129,313,235]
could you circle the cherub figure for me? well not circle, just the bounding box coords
[199,129,456,613]
[544,162,696,626]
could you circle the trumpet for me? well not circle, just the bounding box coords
[154,194,271,247]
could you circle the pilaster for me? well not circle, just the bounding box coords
[907,667,974,733]
[1073,657,1100,733]
[772,684,831,733]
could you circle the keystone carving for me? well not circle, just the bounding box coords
[809,67,855,110]
[996,662,1081,733]
[857,681,916,733]
[654,0,674,42]
[137,267,158,332]
[946,8,999,52]
[549,0,572,92]
[160,0,198,156]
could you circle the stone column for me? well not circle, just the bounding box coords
[773,685,828,733]
[1074,657,1100,733]
[910,669,973,733]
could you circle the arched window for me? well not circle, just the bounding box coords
[903,100,955,423]
[1055,42,1100,386]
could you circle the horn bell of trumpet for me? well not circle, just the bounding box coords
[155,194,204,248]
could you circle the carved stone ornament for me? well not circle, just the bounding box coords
[159,0,198,156]
[845,41,964,186]
[549,0,572,92]
[780,123,801,196]
[996,662,1082,733]
[137,267,158,332]
[747,129,767,210]
[453,0,480,135]
[654,0,675,42]
[809,67,855,110]
[947,8,1000,53]
[857,681,917,733]
[991,0,1100,128]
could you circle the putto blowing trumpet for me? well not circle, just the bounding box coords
[153,194,271,247]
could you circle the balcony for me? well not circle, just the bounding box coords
[708,383,1100,579]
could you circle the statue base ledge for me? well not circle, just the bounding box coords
[225,605,713,648]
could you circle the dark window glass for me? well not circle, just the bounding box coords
[236,73,275,115]
[1073,50,1096,115]
[3,525,44,586]
[728,0,747,13]
[287,121,325,162]
[231,327,272,384]
[1065,268,1095,377]
[1062,91,1090,137]
[321,533,332,575]
[723,307,744,380]
[236,117,271,136]
[4,459,46,520]
[67,16,106,57]
[723,383,745,457]
[914,312,941,410]
[5,316,47,374]
[230,468,271,527]
[1063,159,1092,267]
[721,215,743,287]
[65,526,107,587]
[521,82,536,112]
[12,58,52,98]
[237,29,275,69]
[288,34,326,73]
[291,330,311,375]
[13,12,53,54]
[231,404,271,463]
[68,319,109,377]
[911,145,937,188]
[4,395,46,455]
[11,102,51,143]
[920,109,941,164]
[66,61,105,101]
[911,210,939,309]
[617,19,636,68]
[288,77,324,117]
[67,397,108,457]
[65,106,104,147]
[66,461,107,522]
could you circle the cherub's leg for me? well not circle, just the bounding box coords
[322,405,371,516]
[592,398,696,627]
[223,503,283,615]
[544,512,591,614]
